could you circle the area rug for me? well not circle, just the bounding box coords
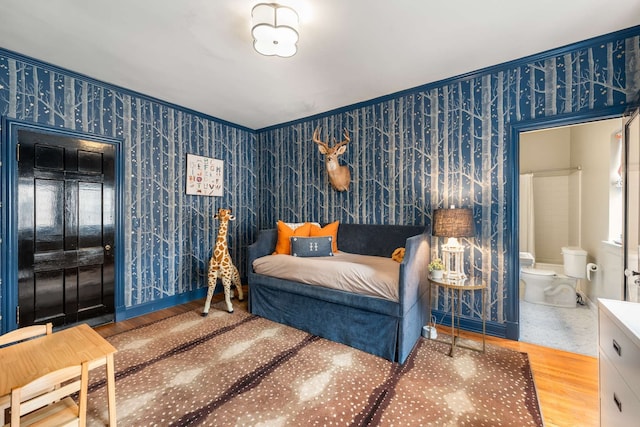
[86,301,543,426]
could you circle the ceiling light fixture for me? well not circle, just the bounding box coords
[251,3,299,58]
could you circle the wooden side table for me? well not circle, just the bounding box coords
[427,275,486,356]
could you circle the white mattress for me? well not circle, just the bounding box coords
[252,252,400,302]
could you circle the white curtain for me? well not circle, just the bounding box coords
[519,173,535,255]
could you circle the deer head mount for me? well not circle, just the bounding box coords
[313,127,351,192]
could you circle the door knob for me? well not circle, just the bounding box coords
[104,244,112,251]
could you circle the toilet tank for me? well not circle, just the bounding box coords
[562,246,587,278]
[519,252,535,268]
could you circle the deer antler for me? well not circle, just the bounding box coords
[334,128,350,149]
[312,127,329,151]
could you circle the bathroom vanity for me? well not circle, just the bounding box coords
[598,298,640,426]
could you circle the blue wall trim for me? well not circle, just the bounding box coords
[256,27,640,341]
[258,25,640,133]
[430,309,506,338]
[116,287,209,321]
[2,24,639,338]
[0,47,256,134]
[0,47,257,334]
[505,105,628,340]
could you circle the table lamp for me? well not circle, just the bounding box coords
[432,206,475,281]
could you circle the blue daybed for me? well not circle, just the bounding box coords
[247,224,431,364]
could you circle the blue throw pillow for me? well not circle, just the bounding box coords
[290,236,334,257]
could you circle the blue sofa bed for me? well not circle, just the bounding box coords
[247,224,431,364]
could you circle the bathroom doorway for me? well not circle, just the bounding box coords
[518,117,624,355]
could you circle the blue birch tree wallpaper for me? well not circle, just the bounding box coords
[257,32,640,328]
[1,28,639,331]
[0,51,257,315]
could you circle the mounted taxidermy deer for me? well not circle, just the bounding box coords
[313,127,351,191]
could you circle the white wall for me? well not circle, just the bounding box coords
[570,121,620,259]
[520,118,624,301]
[571,120,623,301]
[533,175,570,263]
[520,127,571,264]
[520,127,571,171]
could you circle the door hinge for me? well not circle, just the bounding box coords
[16,306,19,325]
[16,143,20,162]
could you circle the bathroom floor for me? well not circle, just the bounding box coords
[519,300,598,357]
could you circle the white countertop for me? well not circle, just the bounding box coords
[599,298,640,348]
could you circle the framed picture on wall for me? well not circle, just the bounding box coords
[185,153,224,196]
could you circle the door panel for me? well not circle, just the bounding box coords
[33,270,65,323]
[624,108,640,302]
[35,179,65,252]
[17,129,115,327]
[78,182,104,247]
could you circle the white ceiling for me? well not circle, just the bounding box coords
[1,0,639,130]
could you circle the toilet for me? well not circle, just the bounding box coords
[520,247,587,308]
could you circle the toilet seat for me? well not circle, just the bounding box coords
[521,267,577,307]
[521,267,555,276]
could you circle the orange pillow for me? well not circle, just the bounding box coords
[310,221,339,253]
[274,221,312,254]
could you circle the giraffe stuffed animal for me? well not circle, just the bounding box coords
[202,208,243,315]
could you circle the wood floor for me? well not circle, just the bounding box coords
[95,293,599,427]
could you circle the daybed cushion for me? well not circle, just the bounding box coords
[253,252,400,301]
[337,224,425,256]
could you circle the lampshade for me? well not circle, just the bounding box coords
[251,3,299,58]
[432,208,475,238]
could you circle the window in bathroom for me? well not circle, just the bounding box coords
[609,130,623,244]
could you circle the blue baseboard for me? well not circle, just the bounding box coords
[115,286,210,321]
[114,280,245,322]
[430,309,507,339]
[505,320,520,340]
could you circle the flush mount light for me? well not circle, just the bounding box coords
[251,3,299,58]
